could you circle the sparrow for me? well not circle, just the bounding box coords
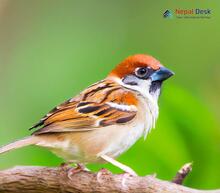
[0,54,174,176]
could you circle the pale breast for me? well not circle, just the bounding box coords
[96,118,145,159]
[95,96,157,159]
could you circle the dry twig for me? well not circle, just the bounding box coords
[172,162,193,184]
[0,164,219,193]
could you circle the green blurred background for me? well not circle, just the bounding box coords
[0,0,220,189]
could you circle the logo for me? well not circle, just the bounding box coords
[163,10,172,18]
[163,8,212,19]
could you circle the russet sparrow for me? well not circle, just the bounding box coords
[0,54,174,175]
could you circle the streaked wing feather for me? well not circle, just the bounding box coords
[30,79,138,135]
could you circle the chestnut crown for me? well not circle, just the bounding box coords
[109,54,162,78]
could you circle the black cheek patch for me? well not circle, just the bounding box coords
[127,81,138,86]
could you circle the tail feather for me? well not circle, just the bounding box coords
[0,136,38,154]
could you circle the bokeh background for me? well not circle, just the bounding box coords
[0,0,220,189]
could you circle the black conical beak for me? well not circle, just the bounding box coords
[150,67,174,82]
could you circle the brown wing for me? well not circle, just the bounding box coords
[30,79,138,135]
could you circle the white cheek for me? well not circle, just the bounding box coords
[112,77,151,97]
[135,79,151,97]
[113,78,156,106]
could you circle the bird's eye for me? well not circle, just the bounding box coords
[135,67,148,78]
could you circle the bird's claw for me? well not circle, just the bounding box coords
[119,171,136,188]
[96,168,112,183]
[67,163,87,179]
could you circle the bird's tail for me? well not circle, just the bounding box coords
[0,136,39,154]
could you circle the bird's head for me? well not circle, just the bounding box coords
[108,54,174,100]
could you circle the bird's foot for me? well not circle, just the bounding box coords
[96,168,112,183]
[67,163,89,179]
[119,172,135,187]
